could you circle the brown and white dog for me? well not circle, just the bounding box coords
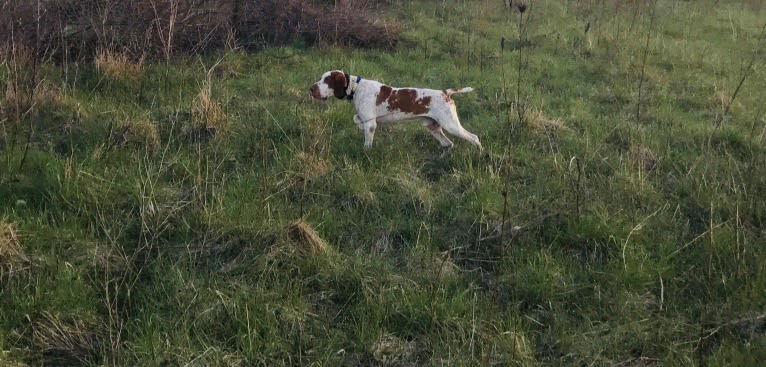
[310,70,481,150]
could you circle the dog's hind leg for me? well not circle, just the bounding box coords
[422,118,454,148]
[435,106,482,149]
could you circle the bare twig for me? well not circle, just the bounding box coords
[635,0,658,128]
[721,21,766,122]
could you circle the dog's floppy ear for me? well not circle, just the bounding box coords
[326,71,348,99]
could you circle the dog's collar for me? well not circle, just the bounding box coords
[345,74,362,100]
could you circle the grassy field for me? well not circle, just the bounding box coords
[2,0,766,365]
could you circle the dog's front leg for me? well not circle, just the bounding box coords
[354,114,377,149]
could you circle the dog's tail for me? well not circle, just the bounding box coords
[444,87,474,96]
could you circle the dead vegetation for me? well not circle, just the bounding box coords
[526,108,567,132]
[286,219,330,256]
[109,118,161,152]
[0,221,32,279]
[30,311,102,365]
[0,0,400,62]
[189,85,228,138]
[94,49,144,81]
[628,144,659,173]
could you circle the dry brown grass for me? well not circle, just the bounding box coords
[0,221,31,278]
[30,311,101,365]
[431,251,461,278]
[297,114,332,180]
[286,219,329,255]
[370,333,429,365]
[405,250,461,279]
[191,86,228,137]
[1,47,56,122]
[628,145,659,173]
[1,0,400,62]
[94,49,144,81]
[526,108,567,132]
[713,90,742,112]
[297,151,331,180]
[110,118,160,152]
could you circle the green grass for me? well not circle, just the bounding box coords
[2,0,766,365]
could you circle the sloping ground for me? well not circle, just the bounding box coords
[1,0,765,365]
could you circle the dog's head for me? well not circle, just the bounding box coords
[310,70,348,100]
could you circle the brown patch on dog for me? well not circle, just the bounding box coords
[324,71,348,99]
[376,85,392,106]
[369,126,376,133]
[386,88,431,114]
[309,84,321,99]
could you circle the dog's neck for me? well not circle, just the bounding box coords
[344,74,362,100]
